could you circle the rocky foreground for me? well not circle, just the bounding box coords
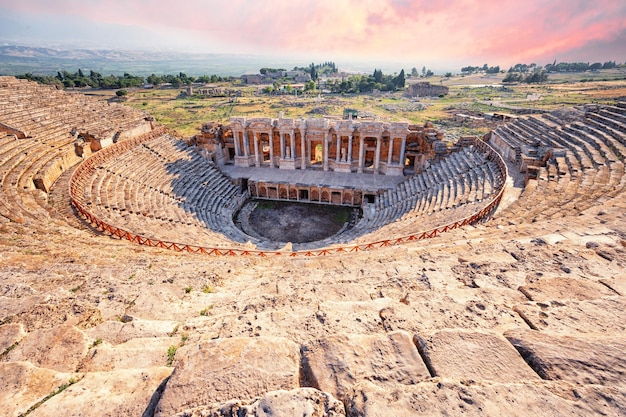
[1,196,625,416]
[1,76,625,416]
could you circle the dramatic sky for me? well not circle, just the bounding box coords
[1,0,625,71]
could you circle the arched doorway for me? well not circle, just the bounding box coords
[315,144,323,163]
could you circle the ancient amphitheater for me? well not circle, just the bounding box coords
[0,76,625,416]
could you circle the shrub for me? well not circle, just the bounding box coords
[167,346,177,366]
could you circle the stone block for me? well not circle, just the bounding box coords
[78,337,175,372]
[414,329,539,383]
[154,336,300,416]
[29,367,172,417]
[0,322,25,353]
[599,272,626,295]
[0,362,76,417]
[6,324,89,373]
[513,296,626,334]
[84,318,181,345]
[518,277,616,302]
[505,329,626,386]
[302,331,430,402]
[173,388,346,417]
[346,380,626,417]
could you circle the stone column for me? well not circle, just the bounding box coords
[347,135,353,166]
[233,131,241,157]
[301,129,307,170]
[374,135,382,174]
[387,137,395,166]
[290,130,296,160]
[253,132,260,167]
[336,134,341,163]
[280,132,286,159]
[399,137,407,168]
[323,132,329,171]
[357,135,365,174]
[268,132,275,168]
[243,130,250,157]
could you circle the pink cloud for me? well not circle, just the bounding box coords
[2,0,625,67]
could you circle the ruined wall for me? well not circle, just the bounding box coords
[404,82,449,98]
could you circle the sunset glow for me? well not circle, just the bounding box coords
[1,0,625,70]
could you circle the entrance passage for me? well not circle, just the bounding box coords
[246,200,356,243]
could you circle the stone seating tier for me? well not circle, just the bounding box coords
[73,133,250,248]
[489,103,625,226]
[0,76,155,224]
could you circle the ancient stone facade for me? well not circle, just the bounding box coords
[404,82,449,98]
[196,117,442,176]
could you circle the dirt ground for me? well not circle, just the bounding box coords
[247,200,353,243]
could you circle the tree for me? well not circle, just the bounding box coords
[503,72,522,83]
[425,69,434,77]
[444,72,453,78]
[373,69,383,83]
[393,69,405,88]
[146,74,163,86]
[115,89,128,97]
[589,62,603,70]
[421,66,426,77]
[411,67,419,77]
[309,63,318,81]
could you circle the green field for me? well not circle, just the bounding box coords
[103,69,626,138]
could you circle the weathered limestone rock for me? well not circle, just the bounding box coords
[302,331,430,402]
[253,388,345,417]
[304,299,388,335]
[154,336,300,417]
[346,380,626,417]
[0,294,49,322]
[505,329,626,386]
[414,329,540,383]
[518,277,616,302]
[78,337,175,372]
[5,324,89,372]
[174,388,346,417]
[84,318,181,344]
[377,291,528,334]
[0,362,77,417]
[28,367,172,417]
[513,296,626,334]
[600,272,626,295]
[0,322,25,353]
[11,300,103,332]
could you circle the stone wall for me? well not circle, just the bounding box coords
[404,82,449,98]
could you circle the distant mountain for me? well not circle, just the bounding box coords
[0,44,303,77]
[0,45,241,61]
[0,44,415,78]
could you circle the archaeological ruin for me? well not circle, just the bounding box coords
[1,75,625,416]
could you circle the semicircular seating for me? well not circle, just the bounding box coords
[489,102,626,226]
[2,75,624,255]
[0,76,150,225]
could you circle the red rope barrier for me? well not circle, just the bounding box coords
[69,135,509,258]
